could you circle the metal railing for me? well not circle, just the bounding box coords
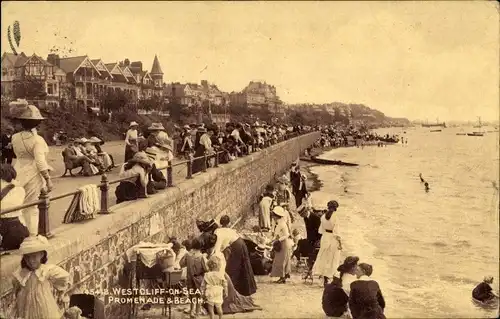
[0,131,307,238]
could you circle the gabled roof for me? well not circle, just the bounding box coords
[121,66,138,83]
[105,63,128,82]
[150,55,163,75]
[91,59,113,78]
[59,56,101,76]
[2,52,27,66]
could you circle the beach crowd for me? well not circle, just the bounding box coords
[1,99,496,319]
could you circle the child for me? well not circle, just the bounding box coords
[291,228,303,257]
[11,235,70,319]
[201,255,228,319]
[180,238,208,318]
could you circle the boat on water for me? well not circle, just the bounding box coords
[300,156,359,167]
[430,129,442,132]
[467,117,485,137]
[456,133,467,136]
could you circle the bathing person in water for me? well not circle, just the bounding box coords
[424,182,430,192]
[419,173,425,183]
[473,276,498,302]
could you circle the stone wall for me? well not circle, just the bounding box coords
[0,132,319,318]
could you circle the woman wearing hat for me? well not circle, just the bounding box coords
[144,131,173,194]
[313,200,343,286]
[196,218,262,315]
[146,122,166,147]
[89,136,113,171]
[11,235,70,319]
[82,138,105,173]
[115,152,153,204]
[124,121,139,162]
[9,99,53,236]
[192,126,214,174]
[270,206,293,284]
[179,125,194,159]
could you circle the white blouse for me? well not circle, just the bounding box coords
[213,227,239,253]
[13,264,70,290]
[273,219,290,241]
[0,181,26,224]
[318,213,340,237]
[341,273,358,295]
[12,130,52,185]
[125,129,138,145]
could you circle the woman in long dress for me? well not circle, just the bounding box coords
[269,206,293,283]
[197,220,261,315]
[124,121,139,162]
[9,100,53,236]
[312,200,342,286]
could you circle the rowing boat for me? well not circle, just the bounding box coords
[300,156,359,167]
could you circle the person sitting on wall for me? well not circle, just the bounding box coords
[62,139,95,176]
[144,131,173,194]
[115,152,153,204]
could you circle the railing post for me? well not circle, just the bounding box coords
[202,153,208,172]
[167,161,173,187]
[38,189,52,238]
[214,151,219,167]
[186,156,193,179]
[99,174,110,214]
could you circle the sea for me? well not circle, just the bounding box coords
[309,127,499,318]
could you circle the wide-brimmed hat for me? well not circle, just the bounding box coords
[152,131,173,151]
[255,244,272,252]
[277,175,289,184]
[89,136,102,144]
[197,127,207,133]
[337,256,360,273]
[129,121,139,128]
[272,206,286,217]
[9,99,45,120]
[15,235,50,255]
[196,219,217,233]
[128,151,153,166]
[183,125,191,130]
[148,123,165,131]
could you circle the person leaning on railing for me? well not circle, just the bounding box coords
[0,163,29,250]
[144,131,173,194]
[115,152,153,204]
[9,99,53,236]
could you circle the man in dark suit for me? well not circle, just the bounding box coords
[297,206,322,269]
[62,140,94,176]
[1,127,15,164]
[349,263,386,319]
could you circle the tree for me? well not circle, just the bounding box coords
[100,89,130,112]
[13,76,47,100]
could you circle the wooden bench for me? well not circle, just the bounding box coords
[61,151,84,177]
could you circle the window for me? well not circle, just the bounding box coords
[2,68,8,76]
[47,83,54,95]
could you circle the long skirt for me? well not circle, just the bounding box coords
[21,175,45,235]
[0,217,29,250]
[222,238,257,296]
[270,238,293,278]
[312,233,341,278]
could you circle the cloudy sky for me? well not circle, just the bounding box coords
[2,1,498,121]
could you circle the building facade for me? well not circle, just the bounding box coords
[1,52,165,110]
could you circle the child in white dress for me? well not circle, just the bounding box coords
[201,255,228,319]
[11,235,70,319]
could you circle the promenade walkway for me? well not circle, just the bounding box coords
[26,141,186,232]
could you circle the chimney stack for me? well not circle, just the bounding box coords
[47,54,60,67]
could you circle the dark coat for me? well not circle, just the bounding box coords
[303,211,322,245]
[1,134,15,158]
[322,277,348,317]
[349,279,386,319]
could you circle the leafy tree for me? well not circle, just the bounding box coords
[100,89,130,112]
[13,76,47,100]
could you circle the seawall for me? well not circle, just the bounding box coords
[0,131,320,318]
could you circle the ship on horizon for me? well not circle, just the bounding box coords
[421,118,446,128]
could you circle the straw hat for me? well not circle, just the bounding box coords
[272,206,286,217]
[154,131,173,151]
[148,123,165,131]
[337,256,360,273]
[183,125,191,130]
[16,235,50,255]
[327,200,339,210]
[129,121,139,128]
[9,99,45,120]
[89,136,102,144]
[197,126,207,133]
[128,151,153,166]
[80,138,90,144]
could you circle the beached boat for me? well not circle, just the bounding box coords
[300,156,359,167]
[430,129,442,132]
[456,133,467,135]
[467,132,484,136]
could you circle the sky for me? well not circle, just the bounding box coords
[1,1,498,121]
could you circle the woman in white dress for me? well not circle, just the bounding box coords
[124,121,139,162]
[9,100,53,236]
[312,200,343,286]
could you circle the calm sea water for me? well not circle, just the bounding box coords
[309,127,499,318]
